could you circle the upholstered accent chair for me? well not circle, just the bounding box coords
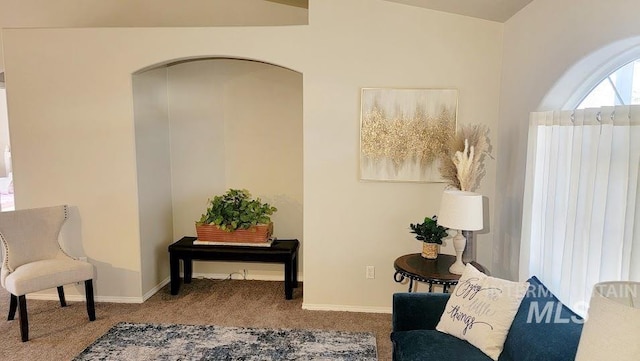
[0,205,95,341]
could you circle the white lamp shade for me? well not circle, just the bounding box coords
[437,190,483,231]
[575,281,640,360]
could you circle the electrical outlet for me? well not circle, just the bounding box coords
[366,266,375,279]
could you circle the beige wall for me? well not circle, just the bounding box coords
[495,0,640,281]
[2,0,502,310]
[133,67,174,297]
[0,0,307,199]
[3,27,146,300]
[0,0,307,29]
[0,31,4,71]
[0,0,306,73]
[302,0,501,311]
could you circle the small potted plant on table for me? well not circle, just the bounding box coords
[196,188,277,244]
[409,215,448,259]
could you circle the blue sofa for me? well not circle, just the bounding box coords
[391,277,584,361]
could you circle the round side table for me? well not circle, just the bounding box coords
[393,253,487,293]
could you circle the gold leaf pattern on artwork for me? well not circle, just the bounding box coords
[360,102,456,174]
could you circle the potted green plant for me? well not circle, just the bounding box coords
[409,215,448,259]
[195,188,277,243]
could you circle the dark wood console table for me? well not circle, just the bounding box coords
[393,253,486,293]
[168,237,299,299]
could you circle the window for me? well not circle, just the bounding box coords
[577,59,640,108]
[521,57,640,316]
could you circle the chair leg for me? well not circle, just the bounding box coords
[57,286,67,307]
[84,280,96,321]
[18,295,28,342]
[8,294,17,320]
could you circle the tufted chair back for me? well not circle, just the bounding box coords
[0,205,69,287]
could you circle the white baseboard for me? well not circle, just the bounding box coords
[25,272,303,304]
[27,293,145,303]
[95,295,145,303]
[143,277,170,302]
[302,303,391,314]
[25,279,171,304]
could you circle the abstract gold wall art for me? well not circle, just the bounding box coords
[359,88,457,182]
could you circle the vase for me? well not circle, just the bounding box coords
[461,230,476,263]
[421,243,439,259]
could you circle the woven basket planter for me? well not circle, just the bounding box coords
[196,222,273,243]
[421,243,439,259]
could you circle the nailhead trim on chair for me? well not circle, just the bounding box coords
[58,205,74,258]
[0,226,11,273]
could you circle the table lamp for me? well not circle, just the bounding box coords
[575,281,640,360]
[436,190,483,275]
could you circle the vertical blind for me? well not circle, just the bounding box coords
[520,105,640,315]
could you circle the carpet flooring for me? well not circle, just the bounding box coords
[74,322,378,360]
[0,279,392,360]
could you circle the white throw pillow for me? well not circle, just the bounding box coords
[436,263,529,361]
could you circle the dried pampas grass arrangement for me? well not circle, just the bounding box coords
[439,124,491,191]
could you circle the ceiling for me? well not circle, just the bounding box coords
[265,0,308,8]
[265,0,532,23]
[385,0,533,23]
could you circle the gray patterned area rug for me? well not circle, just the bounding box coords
[74,322,377,360]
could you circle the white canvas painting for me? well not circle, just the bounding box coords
[359,88,457,182]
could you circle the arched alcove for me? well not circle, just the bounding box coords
[132,58,303,296]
